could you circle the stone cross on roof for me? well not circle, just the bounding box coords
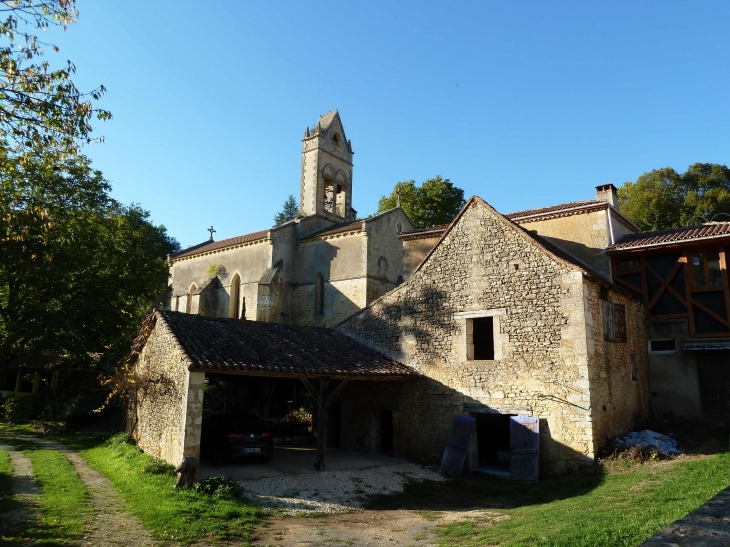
[207,226,216,242]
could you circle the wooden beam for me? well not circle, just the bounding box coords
[327,379,349,406]
[315,379,329,471]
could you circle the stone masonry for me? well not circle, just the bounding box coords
[338,197,649,473]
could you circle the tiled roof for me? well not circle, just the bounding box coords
[608,222,730,251]
[300,219,365,240]
[505,200,605,220]
[132,311,418,379]
[399,224,450,241]
[170,230,269,260]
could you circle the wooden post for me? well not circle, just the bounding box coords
[32,371,40,395]
[315,379,329,471]
[14,370,22,392]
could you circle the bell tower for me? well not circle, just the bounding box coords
[300,110,355,221]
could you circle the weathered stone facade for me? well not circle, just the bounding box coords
[128,319,204,467]
[338,197,649,473]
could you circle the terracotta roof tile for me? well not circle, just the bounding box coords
[133,311,418,379]
[608,222,730,251]
[399,224,450,241]
[170,230,269,260]
[300,220,365,240]
[505,200,604,220]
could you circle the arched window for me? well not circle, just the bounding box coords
[315,274,324,316]
[186,283,197,314]
[229,274,241,319]
[378,257,388,279]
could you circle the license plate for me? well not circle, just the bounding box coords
[243,447,260,453]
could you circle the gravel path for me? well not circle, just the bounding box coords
[17,435,156,547]
[0,441,41,541]
[240,462,444,514]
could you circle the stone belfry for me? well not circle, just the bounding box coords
[300,110,355,221]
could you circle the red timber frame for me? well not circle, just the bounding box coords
[610,240,730,338]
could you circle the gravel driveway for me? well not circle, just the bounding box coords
[239,462,443,514]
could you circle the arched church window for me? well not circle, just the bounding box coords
[315,274,324,316]
[229,274,241,319]
[186,283,197,314]
[378,257,388,279]
[396,221,403,234]
[322,165,335,213]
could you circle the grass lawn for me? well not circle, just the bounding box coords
[369,452,730,546]
[0,436,92,545]
[62,432,261,544]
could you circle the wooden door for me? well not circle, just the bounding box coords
[509,416,539,481]
[440,415,475,477]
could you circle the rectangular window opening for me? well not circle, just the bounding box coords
[471,317,495,360]
[649,339,676,353]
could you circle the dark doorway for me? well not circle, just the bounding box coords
[698,351,730,417]
[475,413,512,475]
[380,409,394,456]
[328,400,341,449]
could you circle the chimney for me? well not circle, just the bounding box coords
[595,183,619,210]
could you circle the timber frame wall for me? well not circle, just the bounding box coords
[610,239,730,337]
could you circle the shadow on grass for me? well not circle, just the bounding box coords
[365,466,606,512]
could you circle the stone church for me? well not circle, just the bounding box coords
[164,111,412,327]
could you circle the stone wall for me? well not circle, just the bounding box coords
[338,198,648,473]
[402,235,442,278]
[130,320,202,466]
[585,282,651,445]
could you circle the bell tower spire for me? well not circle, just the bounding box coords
[300,110,355,221]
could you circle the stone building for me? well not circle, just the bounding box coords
[338,196,650,474]
[608,222,730,419]
[165,110,412,327]
[130,194,650,477]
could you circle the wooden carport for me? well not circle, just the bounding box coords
[130,311,419,471]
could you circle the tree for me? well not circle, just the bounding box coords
[0,1,111,157]
[377,176,465,228]
[0,144,179,363]
[618,163,730,232]
[273,194,299,227]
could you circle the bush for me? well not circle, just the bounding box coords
[194,476,246,501]
[3,393,35,422]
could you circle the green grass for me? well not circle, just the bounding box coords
[64,433,261,544]
[0,437,92,545]
[369,453,730,547]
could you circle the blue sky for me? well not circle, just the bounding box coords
[44,1,730,248]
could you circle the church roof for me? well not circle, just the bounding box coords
[300,219,365,240]
[130,310,418,380]
[169,230,270,261]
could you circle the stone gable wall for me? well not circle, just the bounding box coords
[338,200,647,472]
[130,321,203,466]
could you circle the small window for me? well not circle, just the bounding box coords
[630,353,638,381]
[619,260,640,271]
[649,339,676,353]
[471,317,494,360]
[396,221,403,234]
[691,250,724,287]
[332,133,339,145]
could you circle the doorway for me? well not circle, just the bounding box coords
[698,351,730,417]
[475,413,512,476]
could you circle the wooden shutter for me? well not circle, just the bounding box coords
[509,416,539,481]
[602,300,614,341]
[440,415,475,477]
[613,304,627,342]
